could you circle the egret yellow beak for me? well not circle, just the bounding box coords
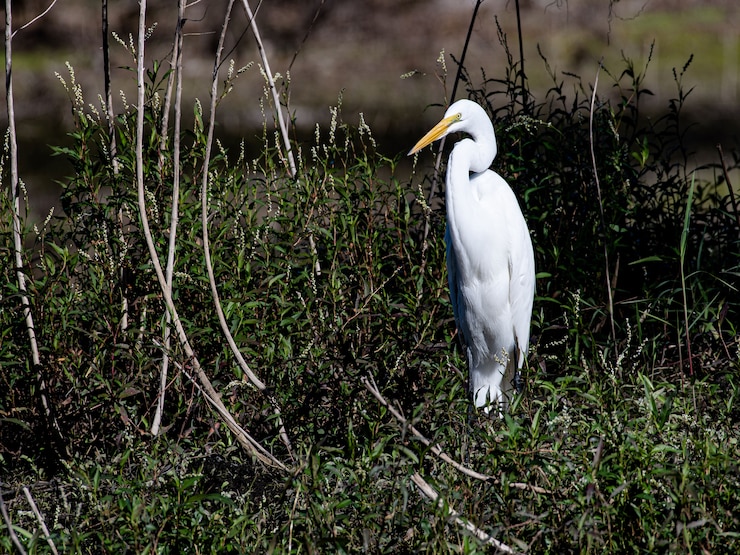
[408,113,459,155]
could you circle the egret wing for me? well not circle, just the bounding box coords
[507,207,535,368]
[445,225,468,349]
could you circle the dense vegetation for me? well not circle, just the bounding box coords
[2,3,739,554]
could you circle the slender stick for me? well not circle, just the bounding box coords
[238,0,321,278]
[362,376,492,482]
[0,482,26,555]
[410,473,516,553]
[362,376,549,494]
[239,0,295,176]
[22,487,58,555]
[6,0,39,395]
[716,143,740,229]
[133,0,285,469]
[201,0,266,393]
[200,0,293,457]
[154,343,285,468]
[420,0,484,270]
[157,16,179,174]
[151,0,186,436]
[103,0,129,346]
[514,0,527,110]
[11,0,59,37]
[102,0,118,174]
[6,0,64,448]
[588,62,617,345]
[449,0,483,107]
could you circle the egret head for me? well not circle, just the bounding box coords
[408,99,494,159]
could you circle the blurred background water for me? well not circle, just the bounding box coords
[3,0,739,222]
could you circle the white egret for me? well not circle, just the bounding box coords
[409,99,535,414]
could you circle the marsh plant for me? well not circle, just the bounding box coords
[1,2,739,554]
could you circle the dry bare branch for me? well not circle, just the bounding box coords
[239,0,295,176]
[161,350,285,468]
[238,0,321,278]
[509,481,550,494]
[203,0,265,391]
[410,472,517,553]
[133,0,285,470]
[102,0,131,365]
[5,0,65,456]
[362,376,550,495]
[102,0,119,175]
[419,0,484,274]
[0,482,26,555]
[151,0,186,438]
[200,0,294,458]
[22,486,58,555]
[588,61,617,345]
[11,0,59,37]
[361,376,493,482]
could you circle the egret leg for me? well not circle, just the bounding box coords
[464,400,472,465]
[514,370,524,394]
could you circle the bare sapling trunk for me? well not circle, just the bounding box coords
[151,0,186,437]
[132,0,286,470]
[5,0,65,456]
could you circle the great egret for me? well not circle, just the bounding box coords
[409,99,535,414]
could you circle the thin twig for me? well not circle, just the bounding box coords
[6,0,65,454]
[157,12,181,174]
[514,0,527,110]
[102,0,119,174]
[22,487,58,555]
[239,0,295,176]
[362,375,493,482]
[449,0,483,108]
[716,143,740,229]
[287,0,326,72]
[152,0,187,437]
[239,0,322,279]
[197,1,293,458]
[133,0,285,470]
[0,483,26,555]
[287,487,300,552]
[420,0,484,269]
[202,0,266,392]
[11,0,59,37]
[362,376,549,494]
[589,61,617,345]
[212,3,294,450]
[102,0,128,344]
[410,473,516,553]
[156,345,285,468]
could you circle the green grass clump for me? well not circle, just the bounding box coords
[2,25,739,555]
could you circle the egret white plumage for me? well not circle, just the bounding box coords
[409,99,535,414]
